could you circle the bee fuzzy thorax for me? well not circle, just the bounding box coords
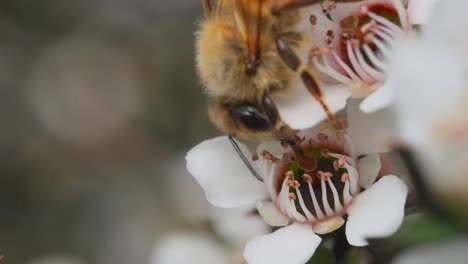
[196,2,307,102]
[195,0,327,140]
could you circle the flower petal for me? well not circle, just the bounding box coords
[211,205,269,245]
[359,80,395,113]
[186,136,268,208]
[358,154,382,189]
[256,201,289,227]
[244,223,321,264]
[386,39,465,147]
[151,232,230,264]
[408,0,439,25]
[348,99,397,155]
[272,82,351,130]
[346,175,408,246]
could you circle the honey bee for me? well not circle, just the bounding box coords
[196,0,361,144]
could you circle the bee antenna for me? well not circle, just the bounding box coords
[228,135,264,182]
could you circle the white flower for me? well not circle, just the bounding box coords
[361,0,468,199]
[275,0,426,129]
[186,116,408,264]
[150,205,269,264]
[149,232,231,264]
[392,238,468,264]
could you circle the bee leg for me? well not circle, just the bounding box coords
[275,36,334,121]
[203,0,213,17]
[272,0,364,15]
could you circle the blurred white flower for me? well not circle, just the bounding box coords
[361,0,468,199]
[186,117,408,264]
[149,232,230,264]
[27,31,143,146]
[274,0,427,129]
[27,255,85,264]
[150,204,269,264]
[392,238,468,264]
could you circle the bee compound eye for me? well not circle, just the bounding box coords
[237,106,271,131]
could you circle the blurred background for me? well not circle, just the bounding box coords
[0,1,225,263]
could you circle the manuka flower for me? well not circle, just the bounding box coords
[186,115,408,264]
[362,0,468,201]
[274,0,429,129]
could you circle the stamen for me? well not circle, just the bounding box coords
[327,180,343,211]
[390,0,408,29]
[367,11,402,34]
[341,172,349,182]
[368,36,392,59]
[321,178,334,215]
[331,51,361,81]
[362,45,387,70]
[290,199,307,222]
[288,193,297,200]
[295,186,316,221]
[371,28,396,47]
[344,163,359,195]
[346,41,375,83]
[312,57,354,85]
[252,153,259,161]
[354,47,385,80]
[302,173,313,183]
[343,180,353,204]
[307,181,325,218]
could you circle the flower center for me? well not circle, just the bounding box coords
[310,1,410,92]
[271,144,359,226]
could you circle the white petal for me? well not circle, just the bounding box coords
[211,205,270,245]
[186,136,268,208]
[425,0,468,62]
[273,82,351,130]
[358,154,382,189]
[346,175,408,246]
[408,0,439,25]
[256,141,285,199]
[256,201,289,227]
[150,232,230,264]
[348,99,397,156]
[244,223,321,264]
[359,80,395,113]
[387,39,466,147]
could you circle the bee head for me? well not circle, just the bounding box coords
[207,93,299,144]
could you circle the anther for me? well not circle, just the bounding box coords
[341,172,349,182]
[310,15,317,26]
[293,180,301,188]
[333,155,346,170]
[350,39,360,48]
[364,33,375,44]
[288,193,297,200]
[360,5,369,15]
[252,154,259,161]
[261,150,274,161]
[302,174,313,183]
[285,171,294,180]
